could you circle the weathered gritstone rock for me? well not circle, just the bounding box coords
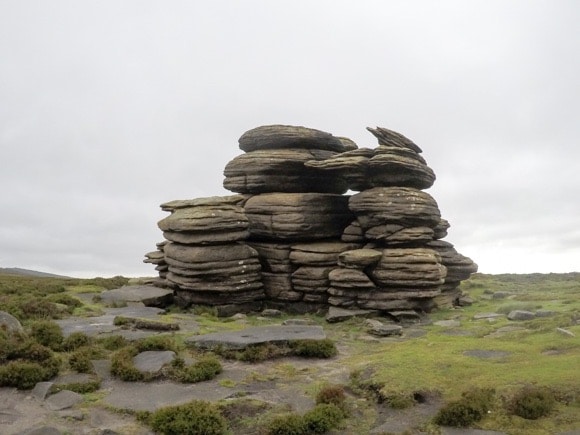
[144,124,477,315]
[158,195,250,244]
[238,124,347,153]
[223,148,348,194]
[305,145,435,191]
[341,220,366,243]
[244,193,352,240]
[338,248,382,269]
[349,187,441,239]
[290,241,362,266]
[427,240,478,307]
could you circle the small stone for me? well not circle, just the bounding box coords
[261,309,283,318]
[231,313,247,320]
[492,291,511,299]
[457,295,474,306]
[473,312,503,320]
[132,351,176,374]
[434,320,461,328]
[57,410,85,420]
[556,328,575,337]
[365,319,403,337]
[45,390,84,411]
[535,309,555,318]
[507,310,535,321]
[283,319,311,326]
[0,310,24,333]
[31,382,54,400]
[325,306,379,323]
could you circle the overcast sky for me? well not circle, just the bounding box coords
[1,0,578,278]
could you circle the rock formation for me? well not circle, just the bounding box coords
[145,124,477,314]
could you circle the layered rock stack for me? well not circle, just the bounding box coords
[224,126,361,311]
[147,195,265,314]
[144,124,477,314]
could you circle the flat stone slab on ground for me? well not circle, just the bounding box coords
[56,306,165,337]
[100,285,173,307]
[133,351,176,374]
[326,306,379,323]
[473,312,503,320]
[507,310,535,321]
[103,381,233,412]
[44,390,83,411]
[365,319,403,337]
[186,325,326,350]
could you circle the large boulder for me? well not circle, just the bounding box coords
[244,193,353,240]
[158,195,250,244]
[238,125,347,153]
[223,148,347,194]
[349,187,441,239]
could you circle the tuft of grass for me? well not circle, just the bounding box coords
[506,385,556,420]
[28,320,64,351]
[172,355,223,383]
[289,339,337,358]
[433,388,496,427]
[142,400,228,435]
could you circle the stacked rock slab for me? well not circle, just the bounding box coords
[224,125,360,311]
[148,195,265,314]
[308,127,477,311]
[145,124,477,314]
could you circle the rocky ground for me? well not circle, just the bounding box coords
[1,280,579,435]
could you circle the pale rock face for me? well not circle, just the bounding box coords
[144,125,477,313]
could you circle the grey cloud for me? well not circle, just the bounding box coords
[1,0,578,276]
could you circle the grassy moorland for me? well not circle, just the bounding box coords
[0,271,579,434]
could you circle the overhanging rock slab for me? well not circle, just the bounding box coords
[186,325,326,350]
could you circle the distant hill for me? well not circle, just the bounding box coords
[0,267,70,278]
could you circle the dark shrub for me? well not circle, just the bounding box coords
[135,335,177,352]
[69,347,95,373]
[0,356,60,389]
[62,332,92,351]
[97,335,127,350]
[266,403,345,435]
[434,388,495,427]
[174,355,223,383]
[267,413,306,435]
[45,293,82,310]
[146,400,227,435]
[290,339,337,358]
[303,403,345,433]
[110,346,143,381]
[28,320,63,350]
[507,386,556,419]
[316,384,346,408]
[433,401,485,427]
